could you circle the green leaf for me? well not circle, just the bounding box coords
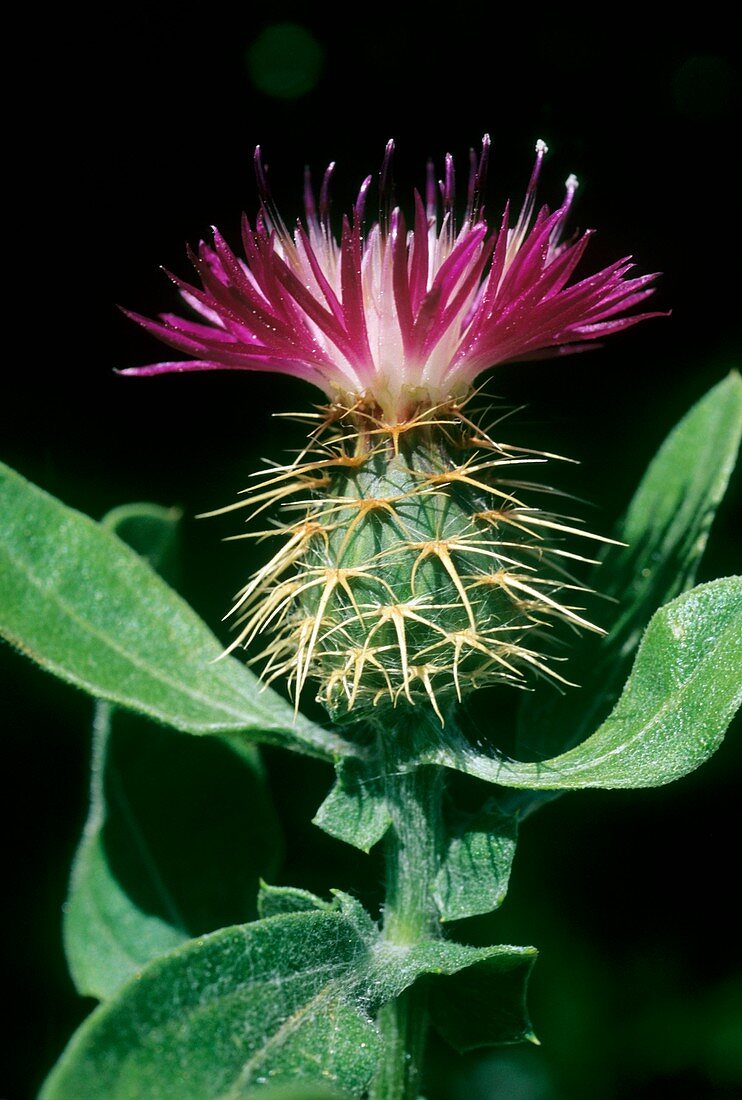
[313,758,391,852]
[427,945,537,1052]
[43,894,535,1098]
[613,371,741,607]
[435,801,518,922]
[65,704,283,1000]
[63,501,284,1000]
[518,372,742,762]
[64,702,182,997]
[428,578,742,789]
[245,1086,353,1100]
[257,883,331,918]
[0,462,349,760]
[370,938,536,1044]
[100,502,183,580]
[43,900,379,1100]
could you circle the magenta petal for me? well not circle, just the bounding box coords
[124,141,661,419]
[391,208,415,357]
[339,216,375,381]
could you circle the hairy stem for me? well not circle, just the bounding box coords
[370,732,444,1100]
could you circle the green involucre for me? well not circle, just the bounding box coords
[232,406,605,724]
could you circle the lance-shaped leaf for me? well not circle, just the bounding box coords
[64,503,283,999]
[63,702,182,997]
[517,372,742,762]
[609,372,741,624]
[0,462,350,759]
[65,704,283,1000]
[425,578,741,789]
[42,895,535,1099]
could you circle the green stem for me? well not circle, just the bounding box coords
[370,733,444,1100]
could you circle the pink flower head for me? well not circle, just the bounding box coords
[123,138,661,421]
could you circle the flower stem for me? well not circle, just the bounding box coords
[369,732,444,1100]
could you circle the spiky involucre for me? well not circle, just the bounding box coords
[217,400,611,726]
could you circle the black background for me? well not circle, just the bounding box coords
[3,4,740,1097]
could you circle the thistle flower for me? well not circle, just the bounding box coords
[124,137,659,421]
[124,138,660,725]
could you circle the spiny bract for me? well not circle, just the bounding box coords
[216,398,612,725]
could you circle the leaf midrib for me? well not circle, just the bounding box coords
[0,540,274,725]
[438,584,740,787]
[531,597,740,779]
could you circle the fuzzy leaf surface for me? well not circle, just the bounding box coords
[428,943,537,1051]
[313,758,391,852]
[517,372,742,762]
[43,900,378,1100]
[0,462,348,758]
[43,896,535,1098]
[435,801,519,922]
[257,883,332,918]
[65,704,283,1000]
[64,503,282,999]
[245,1086,353,1100]
[429,578,741,789]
